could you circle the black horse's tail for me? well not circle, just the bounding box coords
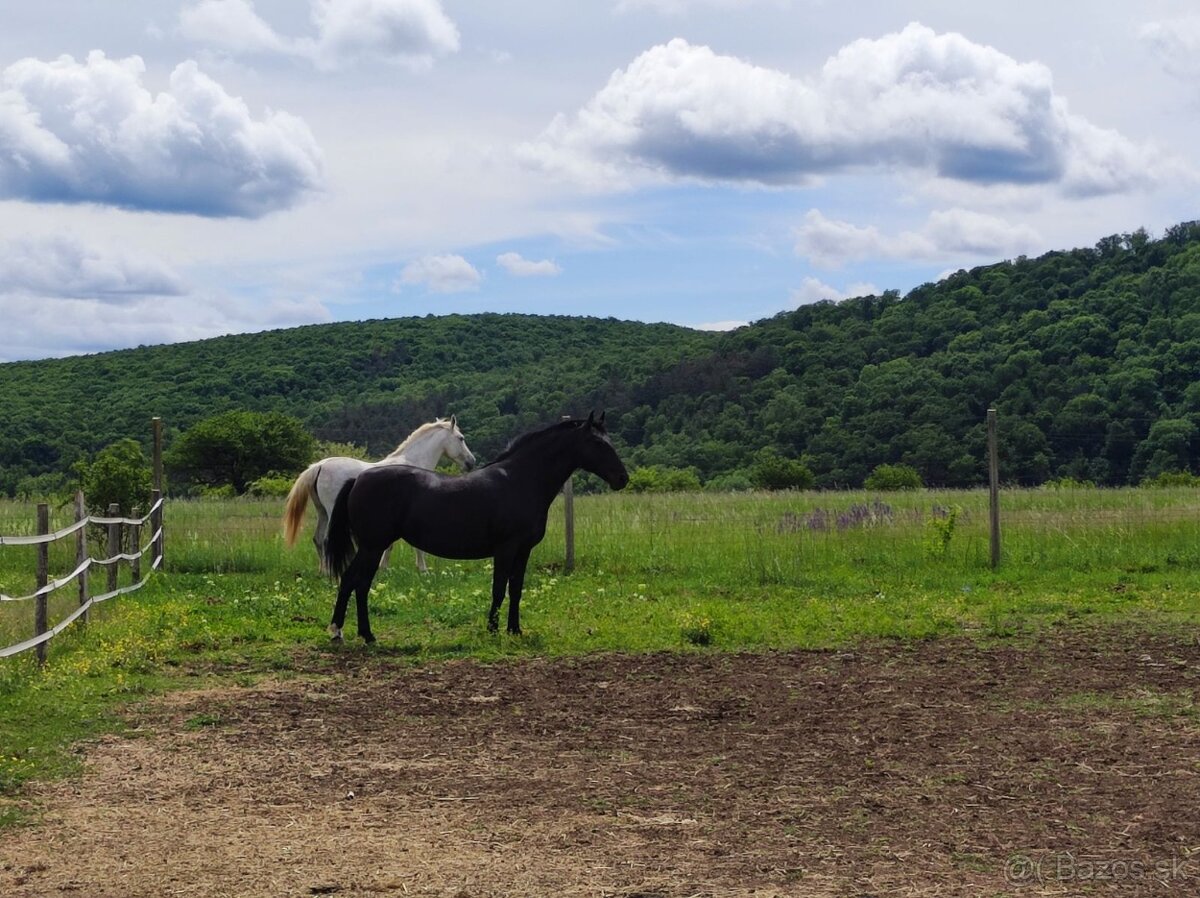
[324,478,358,578]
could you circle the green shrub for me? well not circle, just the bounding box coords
[627,465,702,493]
[750,450,814,491]
[1141,470,1200,488]
[703,470,755,492]
[1042,476,1098,490]
[864,463,922,491]
[246,474,296,498]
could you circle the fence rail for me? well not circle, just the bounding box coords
[1,417,165,663]
[0,496,164,660]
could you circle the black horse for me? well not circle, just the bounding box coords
[323,412,629,642]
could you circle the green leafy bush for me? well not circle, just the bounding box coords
[628,465,702,493]
[750,450,814,491]
[1141,470,1200,488]
[864,463,922,491]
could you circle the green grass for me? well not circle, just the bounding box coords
[2,486,1200,821]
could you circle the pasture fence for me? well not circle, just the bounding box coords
[0,493,164,663]
[0,418,165,664]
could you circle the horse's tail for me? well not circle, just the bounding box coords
[324,477,358,578]
[282,462,321,547]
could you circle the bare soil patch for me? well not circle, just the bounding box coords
[3,626,1200,897]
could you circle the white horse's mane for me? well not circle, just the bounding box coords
[385,418,453,459]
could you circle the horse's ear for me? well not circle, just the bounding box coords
[450,414,457,429]
[598,410,606,427]
[586,411,595,426]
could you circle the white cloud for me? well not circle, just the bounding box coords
[496,251,562,277]
[178,0,290,55]
[616,0,776,13]
[179,0,460,71]
[1140,16,1200,80]
[521,25,1165,196]
[794,208,1041,268]
[0,234,330,360]
[0,51,323,217]
[693,319,748,331]
[790,276,879,306]
[397,254,482,293]
[0,234,185,301]
[0,293,332,361]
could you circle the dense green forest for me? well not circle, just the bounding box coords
[3,221,1200,494]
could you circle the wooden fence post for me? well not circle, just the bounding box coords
[151,488,163,569]
[130,506,142,584]
[562,416,575,573]
[75,491,89,625]
[35,504,49,665]
[987,408,1001,569]
[107,503,121,594]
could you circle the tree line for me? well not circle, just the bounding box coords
[3,221,1200,497]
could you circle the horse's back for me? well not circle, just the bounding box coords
[347,464,514,559]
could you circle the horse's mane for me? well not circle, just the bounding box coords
[486,419,583,467]
[384,419,451,458]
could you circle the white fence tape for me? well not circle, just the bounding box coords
[0,501,165,658]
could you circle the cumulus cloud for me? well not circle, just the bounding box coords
[0,51,323,217]
[794,208,1041,268]
[0,234,329,360]
[397,254,482,293]
[179,0,461,71]
[0,234,186,301]
[0,292,331,361]
[496,251,562,277]
[521,24,1163,196]
[1140,16,1200,79]
[791,276,880,306]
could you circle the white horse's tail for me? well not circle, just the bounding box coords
[282,462,321,547]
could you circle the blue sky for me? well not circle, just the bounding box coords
[1,0,1198,360]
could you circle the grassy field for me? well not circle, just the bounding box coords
[2,486,1200,813]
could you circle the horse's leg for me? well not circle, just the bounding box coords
[505,546,534,636]
[313,504,329,572]
[329,555,360,640]
[415,548,428,574]
[352,546,385,644]
[487,548,515,633]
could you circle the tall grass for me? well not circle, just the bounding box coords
[5,487,1200,656]
[3,486,1199,809]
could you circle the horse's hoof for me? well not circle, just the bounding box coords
[328,624,344,641]
[361,633,376,645]
[507,627,523,637]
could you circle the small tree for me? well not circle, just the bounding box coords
[750,449,814,491]
[167,411,315,494]
[72,438,153,515]
[864,463,923,491]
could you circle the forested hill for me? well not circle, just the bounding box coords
[3,221,1200,494]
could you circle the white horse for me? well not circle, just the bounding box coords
[283,417,476,573]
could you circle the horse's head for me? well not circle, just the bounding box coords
[438,415,476,471]
[575,411,629,490]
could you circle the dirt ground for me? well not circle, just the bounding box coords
[3,626,1199,897]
